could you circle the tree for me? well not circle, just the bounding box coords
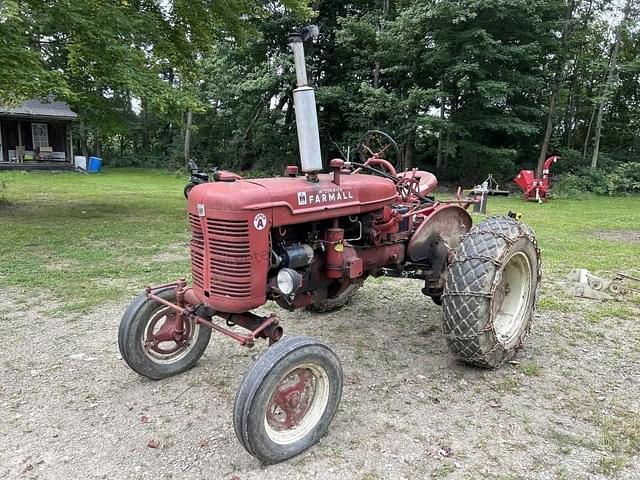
[536,0,581,177]
[0,0,310,160]
[590,0,633,168]
[4,0,637,179]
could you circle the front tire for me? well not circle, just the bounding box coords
[442,216,541,368]
[118,287,212,379]
[233,336,343,464]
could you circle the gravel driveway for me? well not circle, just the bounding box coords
[2,278,639,479]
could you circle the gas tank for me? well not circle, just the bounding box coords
[248,173,397,226]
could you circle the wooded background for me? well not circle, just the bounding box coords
[2,0,638,185]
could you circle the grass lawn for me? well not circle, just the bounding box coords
[1,168,639,314]
[0,169,191,312]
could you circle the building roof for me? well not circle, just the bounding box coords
[0,99,78,121]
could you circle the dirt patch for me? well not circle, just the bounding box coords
[150,242,190,262]
[44,260,81,272]
[1,280,639,479]
[150,252,189,262]
[593,229,640,243]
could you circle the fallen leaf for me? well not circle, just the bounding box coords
[140,415,151,423]
[148,439,160,449]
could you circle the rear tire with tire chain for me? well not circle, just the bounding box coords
[442,216,541,368]
[305,280,363,313]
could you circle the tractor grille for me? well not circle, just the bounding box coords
[206,218,252,299]
[189,214,205,289]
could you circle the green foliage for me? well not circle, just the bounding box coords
[605,162,640,196]
[553,169,604,198]
[2,0,638,187]
[554,162,640,198]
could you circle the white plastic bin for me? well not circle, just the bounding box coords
[74,155,87,170]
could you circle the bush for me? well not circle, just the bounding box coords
[553,162,640,198]
[605,162,640,195]
[553,172,600,199]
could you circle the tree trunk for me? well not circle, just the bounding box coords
[284,95,294,127]
[373,63,380,89]
[80,116,88,157]
[564,59,580,148]
[536,0,577,177]
[373,0,390,88]
[591,0,631,169]
[242,102,264,140]
[582,102,596,159]
[537,88,558,176]
[566,0,596,149]
[141,101,150,153]
[443,131,450,169]
[443,93,457,169]
[95,131,102,157]
[436,94,446,169]
[404,127,415,170]
[184,110,193,168]
[590,101,606,168]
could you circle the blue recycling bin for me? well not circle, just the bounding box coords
[88,156,103,173]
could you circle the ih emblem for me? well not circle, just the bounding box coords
[253,213,267,230]
[297,191,308,206]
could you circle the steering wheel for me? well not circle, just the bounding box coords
[357,130,404,172]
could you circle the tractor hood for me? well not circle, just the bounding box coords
[189,172,398,227]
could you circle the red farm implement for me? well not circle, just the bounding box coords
[514,155,560,202]
[118,26,542,464]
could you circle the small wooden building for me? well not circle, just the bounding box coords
[0,99,77,170]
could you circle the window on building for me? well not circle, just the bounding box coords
[31,123,49,148]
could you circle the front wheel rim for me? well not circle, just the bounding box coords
[492,251,533,348]
[141,306,199,364]
[264,363,330,445]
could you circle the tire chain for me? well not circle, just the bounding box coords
[441,215,542,368]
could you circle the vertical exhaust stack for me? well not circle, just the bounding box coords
[288,26,323,174]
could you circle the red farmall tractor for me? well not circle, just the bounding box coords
[118,27,542,464]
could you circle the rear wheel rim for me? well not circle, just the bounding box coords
[264,363,330,445]
[492,251,533,348]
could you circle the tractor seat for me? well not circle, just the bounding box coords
[397,170,438,195]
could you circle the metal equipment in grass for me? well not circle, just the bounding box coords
[118,26,542,465]
[514,155,560,203]
[470,174,510,197]
[566,269,640,299]
[614,272,640,294]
